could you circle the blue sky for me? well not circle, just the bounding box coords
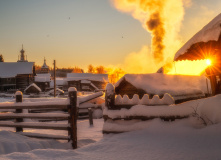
[0,0,220,71]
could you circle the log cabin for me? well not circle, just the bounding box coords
[34,73,51,92]
[115,73,210,104]
[173,13,221,95]
[0,45,35,92]
[0,62,35,92]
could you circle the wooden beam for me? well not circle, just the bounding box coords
[0,113,69,120]
[0,104,67,110]
[19,132,69,140]
[0,121,69,130]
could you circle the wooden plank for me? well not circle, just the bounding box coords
[79,91,103,104]
[19,132,69,140]
[0,113,69,120]
[0,121,69,130]
[103,115,189,121]
[0,104,68,110]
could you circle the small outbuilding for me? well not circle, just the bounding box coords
[115,73,211,103]
[24,83,41,94]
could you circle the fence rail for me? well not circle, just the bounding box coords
[0,87,78,149]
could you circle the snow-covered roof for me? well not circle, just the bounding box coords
[67,73,108,82]
[0,62,34,78]
[48,88,64,94]
[50,78,68,88]
[35,73,51,82]
[174,13,221,60]
[115,73,210,99]
[24,83,42,92]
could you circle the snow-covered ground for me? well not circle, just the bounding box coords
[0,95,221,159]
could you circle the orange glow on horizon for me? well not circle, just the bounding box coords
[165,59,211,76]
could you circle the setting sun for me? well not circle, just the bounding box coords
[206,59,212,66]
[165,59,211,76]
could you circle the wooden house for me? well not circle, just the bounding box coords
[34,73,51,92]
[115,73,210,104]
[66,73,108,92]
[0,62,35,91]
[172,13,221,95]
[24,83,41,94]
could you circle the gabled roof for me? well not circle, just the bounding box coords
[24,83,41,92]
[67,73,109,82]
[174,13,221,61]
[0,62,34,78]
[115,73,210,99]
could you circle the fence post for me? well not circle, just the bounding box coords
[68,87,77,149]
[105,83,115,109]
[15,91,23,132]
[88,108,93,126]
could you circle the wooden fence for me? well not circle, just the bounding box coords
[0,87,103,149]
[103,84,189,133]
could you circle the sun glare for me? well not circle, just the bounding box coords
[166,59,211,76]
[206,59,211,66]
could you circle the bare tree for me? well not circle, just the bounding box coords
[72,66,84,73]
[96,66,105,74]
[88,64,95,73]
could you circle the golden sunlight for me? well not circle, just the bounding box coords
[166,59,211,76]
[206,59,211,66]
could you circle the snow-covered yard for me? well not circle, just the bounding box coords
[0,95,221,159]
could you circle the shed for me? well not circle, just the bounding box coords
[115,73,210,103]
[24,83,41,94]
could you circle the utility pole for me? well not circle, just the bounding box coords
[54,60,56,97]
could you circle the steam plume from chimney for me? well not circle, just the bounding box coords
[111,0,190,71]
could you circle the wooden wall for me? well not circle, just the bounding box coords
[115,79,146,99]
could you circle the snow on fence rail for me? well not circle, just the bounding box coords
[103,84,190,134]
[105,83,175,110]
[0,88,104,149]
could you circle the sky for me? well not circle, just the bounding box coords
[0,0,220,72]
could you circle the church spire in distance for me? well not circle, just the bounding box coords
[17,44,28,62]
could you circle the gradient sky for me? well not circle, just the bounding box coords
[0,0,220,70]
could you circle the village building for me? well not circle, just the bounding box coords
[34,58,51,91]
[66,73,108,92]
[0,46,35,92]
[173,14,221,95]
[24,83,41,94]
[34,73,51,92]
[40,57,49,73]
[114,73,210,104]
